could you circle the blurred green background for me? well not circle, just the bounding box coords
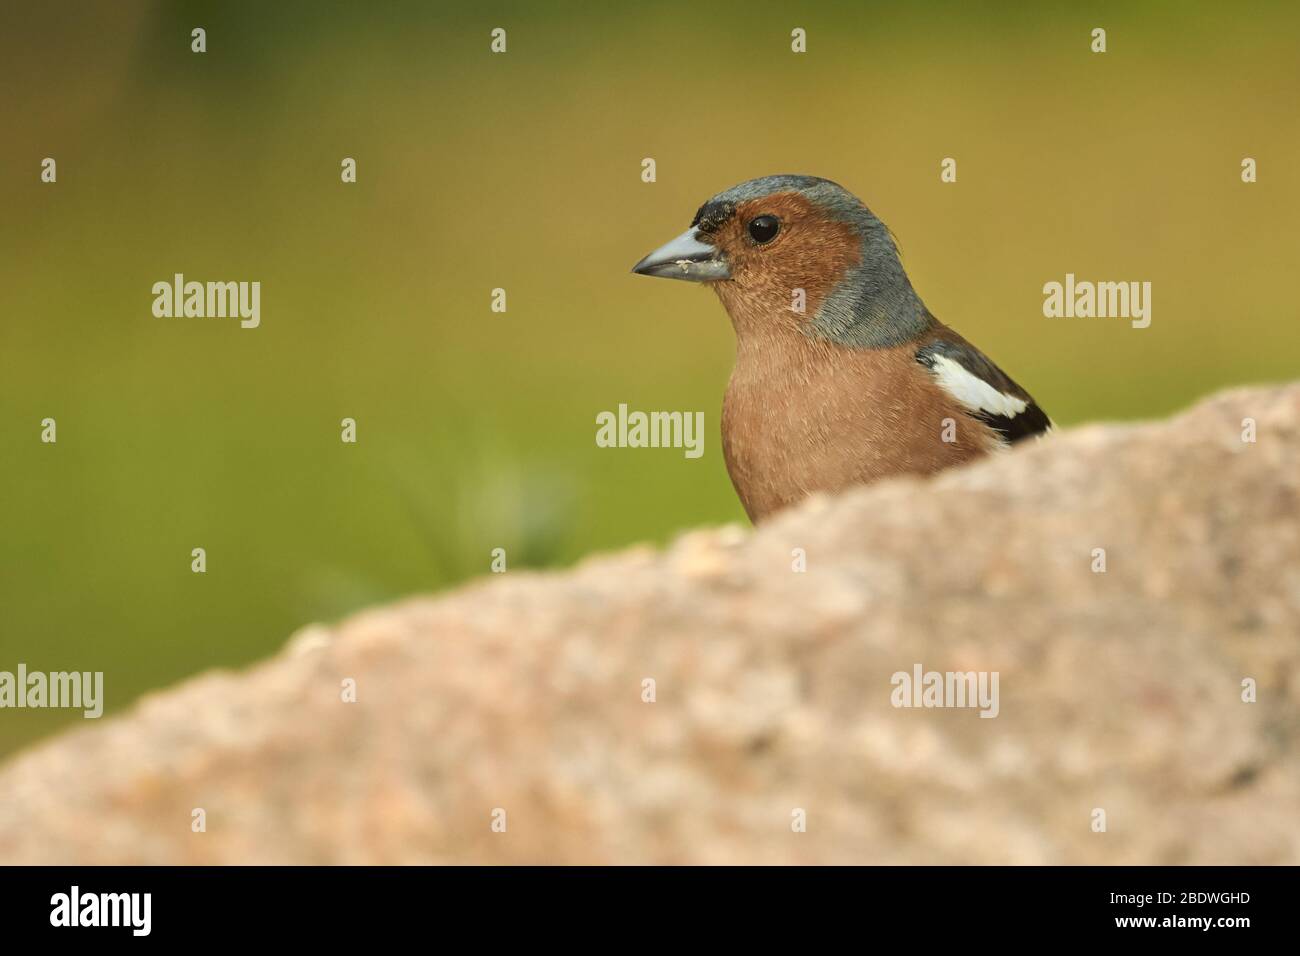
[2,0,1297,759]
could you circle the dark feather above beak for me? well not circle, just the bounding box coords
[631,228,731,282]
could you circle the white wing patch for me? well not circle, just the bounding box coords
[928,354,1029,418]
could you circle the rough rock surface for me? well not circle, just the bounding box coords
[1,384,1297,865]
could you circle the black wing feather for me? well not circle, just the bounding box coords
[915,337,1052,444]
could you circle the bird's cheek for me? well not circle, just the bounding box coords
[722,253,759,284]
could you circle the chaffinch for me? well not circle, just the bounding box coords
[632,174,1051,523]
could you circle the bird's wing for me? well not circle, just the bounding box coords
[914,328,1053,444]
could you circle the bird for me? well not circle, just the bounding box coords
[631,174,1051,523]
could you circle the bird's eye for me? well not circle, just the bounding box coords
[747,215,780,244]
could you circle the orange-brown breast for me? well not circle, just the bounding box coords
[720,330,998,522]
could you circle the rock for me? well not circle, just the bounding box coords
[0,384,1296,864]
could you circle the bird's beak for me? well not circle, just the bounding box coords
[631,228,730,282]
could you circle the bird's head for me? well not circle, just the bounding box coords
[632,175,929,348]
